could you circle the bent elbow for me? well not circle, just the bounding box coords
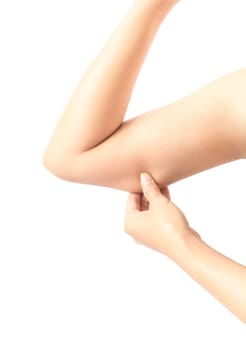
[42,153,75,182]
[42,154,60,178]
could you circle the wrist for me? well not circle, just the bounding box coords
[170,229,204,264]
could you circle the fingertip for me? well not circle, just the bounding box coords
[140,172,153,186]
[140,172,161,199]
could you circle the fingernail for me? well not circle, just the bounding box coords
[141,173,152,185]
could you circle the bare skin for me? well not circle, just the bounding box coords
[124,172,246,324]
[42,1,246,323]
[42,0,246,193]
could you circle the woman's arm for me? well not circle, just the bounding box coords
[42,1,172,161]
[177,234,246,324]
[42,1,246,193]
[124,172,246,324]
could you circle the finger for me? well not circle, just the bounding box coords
[126,192,141,214]
[140,172,163,203]
[141,193,149,211]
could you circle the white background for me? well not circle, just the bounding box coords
[0,0,246,348]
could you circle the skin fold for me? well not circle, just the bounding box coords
[42,1,246,323]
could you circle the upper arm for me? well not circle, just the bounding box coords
[43,68,246,193]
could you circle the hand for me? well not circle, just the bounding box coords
[124,172,201,259]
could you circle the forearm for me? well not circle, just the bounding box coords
[173,234,246,324]
[43,2,176,161]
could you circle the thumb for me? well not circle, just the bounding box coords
[140,172,162,203]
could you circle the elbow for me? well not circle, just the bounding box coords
[42,153,59,178]
[42,151,88,184]
[42,152,72,181]
[237,313,246,325]
[42,149,91,185]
